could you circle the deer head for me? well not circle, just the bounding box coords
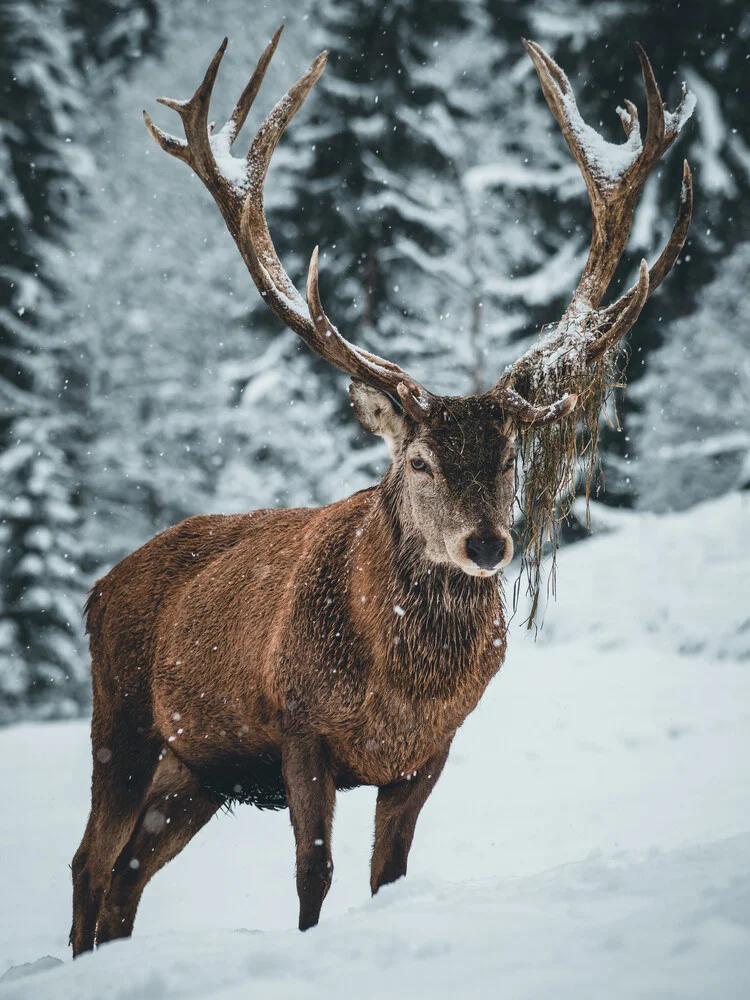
[145,29,694,582]
[351,386,521,575]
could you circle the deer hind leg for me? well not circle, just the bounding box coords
[96,750,219,946]
[370,743,451,895]
[70,708,160,957]
[281,721,336,931]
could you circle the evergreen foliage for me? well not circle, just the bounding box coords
[0,0,161,720]
[1,0,748,720]
[634,240,750,511]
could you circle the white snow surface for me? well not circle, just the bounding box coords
[1,493,749,998]
[560,85,642,185]
[210,124,249,193]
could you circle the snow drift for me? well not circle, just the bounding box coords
[1,493,748,998]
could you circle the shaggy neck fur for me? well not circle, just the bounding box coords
[354,466,505,701]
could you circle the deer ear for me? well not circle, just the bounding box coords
[349,382,408,453]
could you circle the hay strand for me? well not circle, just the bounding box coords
[512,319,627,626]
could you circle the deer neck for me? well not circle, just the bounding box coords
[350,475,505,698]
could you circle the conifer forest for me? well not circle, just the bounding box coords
[3,0,748,721]
[1,3,750,997]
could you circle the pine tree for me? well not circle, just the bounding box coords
[0,0,162,721]
[0,1,90,719]
[58,11,347,579]
[269,0,584,489]
[633,240,750,511]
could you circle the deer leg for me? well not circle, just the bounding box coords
[370,743,451,895]
[70,709,160,956]
[96,751,219,946]
[281,724,336,931]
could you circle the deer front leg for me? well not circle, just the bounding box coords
[370,743,451,895]
[281,719,336,931]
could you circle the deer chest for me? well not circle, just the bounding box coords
[280,628,504,787]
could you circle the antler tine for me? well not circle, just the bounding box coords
[238,48,330,323]
[142,111,191,163]
[588,259,649,362]
[637,43,666,165]
[146,32,434,421]
[618,99,639,139]
[500,388,578,428]
[648,159,693,291]
[306,248,434,420]
[226,25,284,143]
[155,37,228,181]
[598,160,693,331]
[521,40,604,209]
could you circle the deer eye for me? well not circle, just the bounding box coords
[503,456,516,473]
[410,457,431,474]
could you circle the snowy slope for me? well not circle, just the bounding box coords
[1,494,749,998]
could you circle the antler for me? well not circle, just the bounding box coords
[494,40,694,400]
[145,32,693,429]
[144,28,435,422]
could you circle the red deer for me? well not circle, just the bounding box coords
[70,29,693,953]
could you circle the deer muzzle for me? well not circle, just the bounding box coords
[444,527,514,577]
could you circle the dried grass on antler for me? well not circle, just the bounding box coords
[513,334,625,624]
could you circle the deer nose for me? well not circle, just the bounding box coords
[465,532,505,569]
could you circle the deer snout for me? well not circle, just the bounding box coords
[465,532,506,570]
[443,524,513,576]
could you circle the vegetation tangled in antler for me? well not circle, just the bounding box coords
[513,324,623,622]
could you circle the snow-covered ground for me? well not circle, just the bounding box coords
[1,493,749,998]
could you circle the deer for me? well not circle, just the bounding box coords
[70,27,693,955]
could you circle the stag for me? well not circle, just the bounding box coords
[70,29,693,954]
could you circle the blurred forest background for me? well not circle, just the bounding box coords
[1,0,748,722]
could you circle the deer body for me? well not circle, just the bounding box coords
[89,481,503,804]
[70,28,692,954]
[74,426,508,952]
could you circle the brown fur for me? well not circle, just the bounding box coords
[70,393,516,953]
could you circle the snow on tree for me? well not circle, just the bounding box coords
[0,0,162,721]
[57,5,342,574]
[0,1,91,719]
[633,240,750,512]
[383,12,589,396]
[267,0,588,505]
